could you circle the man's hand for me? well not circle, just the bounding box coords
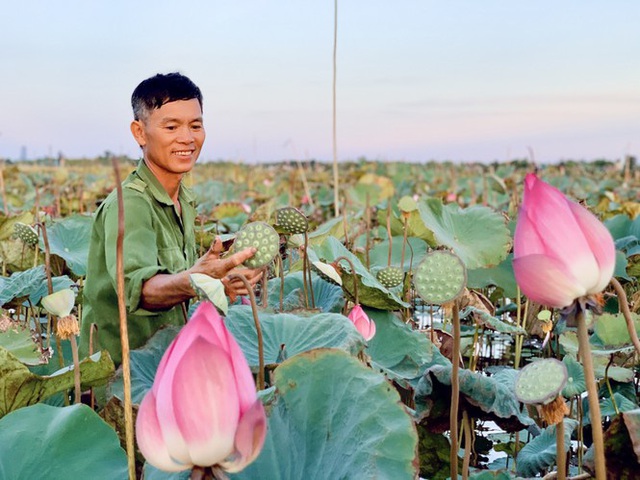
[222,267,264,303]
[191,237,264,302]
[192,237,257,278]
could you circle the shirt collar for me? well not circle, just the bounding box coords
[135,160,195,207]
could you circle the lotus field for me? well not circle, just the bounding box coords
[2,158,640,479]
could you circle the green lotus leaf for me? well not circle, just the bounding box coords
[0,211,34,241]
[29,274,76,306]
[266,271,344,313]
[190,273,228,315]
[516,419,578,477]
[309,236,409,310]
[366,308,449,388]
[0,324,41,366]
[308,213,359,246]
[418,198,510,269]
[466,253,518,298]
[582,393,639,426]
[0,265,46,307]
[0,403,128,480]
[379,207,437,246]
[0,348,114,418]
[415,364,533,432]
[460,306,526,334]
[45,214,92,276]
[561,355,586,398]
[593,312,640,348]
[368,236,428,271]
[108,325,180,404]
[225,305,365,369]
[230,349,419,480]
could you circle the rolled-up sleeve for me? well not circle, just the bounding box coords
[101,190,167,316]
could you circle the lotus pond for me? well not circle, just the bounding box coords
[1,157,640,479]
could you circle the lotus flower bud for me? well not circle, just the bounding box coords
[513,174,616,308]
[136,301,266,473]
[347,304,376,341]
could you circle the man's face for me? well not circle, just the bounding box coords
[132,98,205,178]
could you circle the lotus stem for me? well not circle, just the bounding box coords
[365,194,371,269]
[89,322,98,410]
[113,158,136,480]
[39,218,65,370]
[462,410,471,480]
[0,160,8,215]
[69,336,81,404]
[556,419,566,480]
[604,358,619,415]
[450,301,461,480]
[400,215,408,272]
[229,273,265,391]
[305,232,315,309]
[576,310,606,480]
[334,256,359,305]
[610,277,640,359]
[331,0,339,218]
[386,202,393,267]
[276,254,285,311]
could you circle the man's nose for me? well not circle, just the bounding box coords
[177,126,194,143]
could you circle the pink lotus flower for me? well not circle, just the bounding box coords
[136,302,266,473]
[513,173,616,308]
[348,304,376,340]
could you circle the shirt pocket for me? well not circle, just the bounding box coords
[157,246,186,274]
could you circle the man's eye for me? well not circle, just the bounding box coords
[165,126,177,131]
[191,124,203,131]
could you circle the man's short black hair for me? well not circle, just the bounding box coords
[131,72,203,121]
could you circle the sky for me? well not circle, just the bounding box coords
[1,1,639,164]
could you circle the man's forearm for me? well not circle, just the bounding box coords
[140,272,196,311]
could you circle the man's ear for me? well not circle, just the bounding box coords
[130,120,146,148]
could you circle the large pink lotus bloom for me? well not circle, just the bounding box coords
[136,301,266,473]
[348,304,377,340]
[513,173,616,308]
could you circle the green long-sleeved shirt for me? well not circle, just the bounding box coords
[79,161,197,365]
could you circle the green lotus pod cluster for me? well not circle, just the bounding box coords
[413,250,466,305]
[376,266,404,288]
[14,223,39,246]
[515,358,568,405]
[234,221,280,268]
[276,207,309,235]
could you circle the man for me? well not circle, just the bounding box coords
[79,73,261,365]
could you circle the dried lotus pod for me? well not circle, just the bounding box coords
[14,222,39,246]
[413,251,466,305]
[275,206,309,235]
[376,266,404,288]
[233,221,280,268]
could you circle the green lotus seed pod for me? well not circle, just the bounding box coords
[515,358,568,405]
[413,251,466,305]
[14,222,39,246]
[234,221,280,268]
[275,206,309,235]
[376,266,404,288]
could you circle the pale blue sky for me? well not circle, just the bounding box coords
[1,1,638,163]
